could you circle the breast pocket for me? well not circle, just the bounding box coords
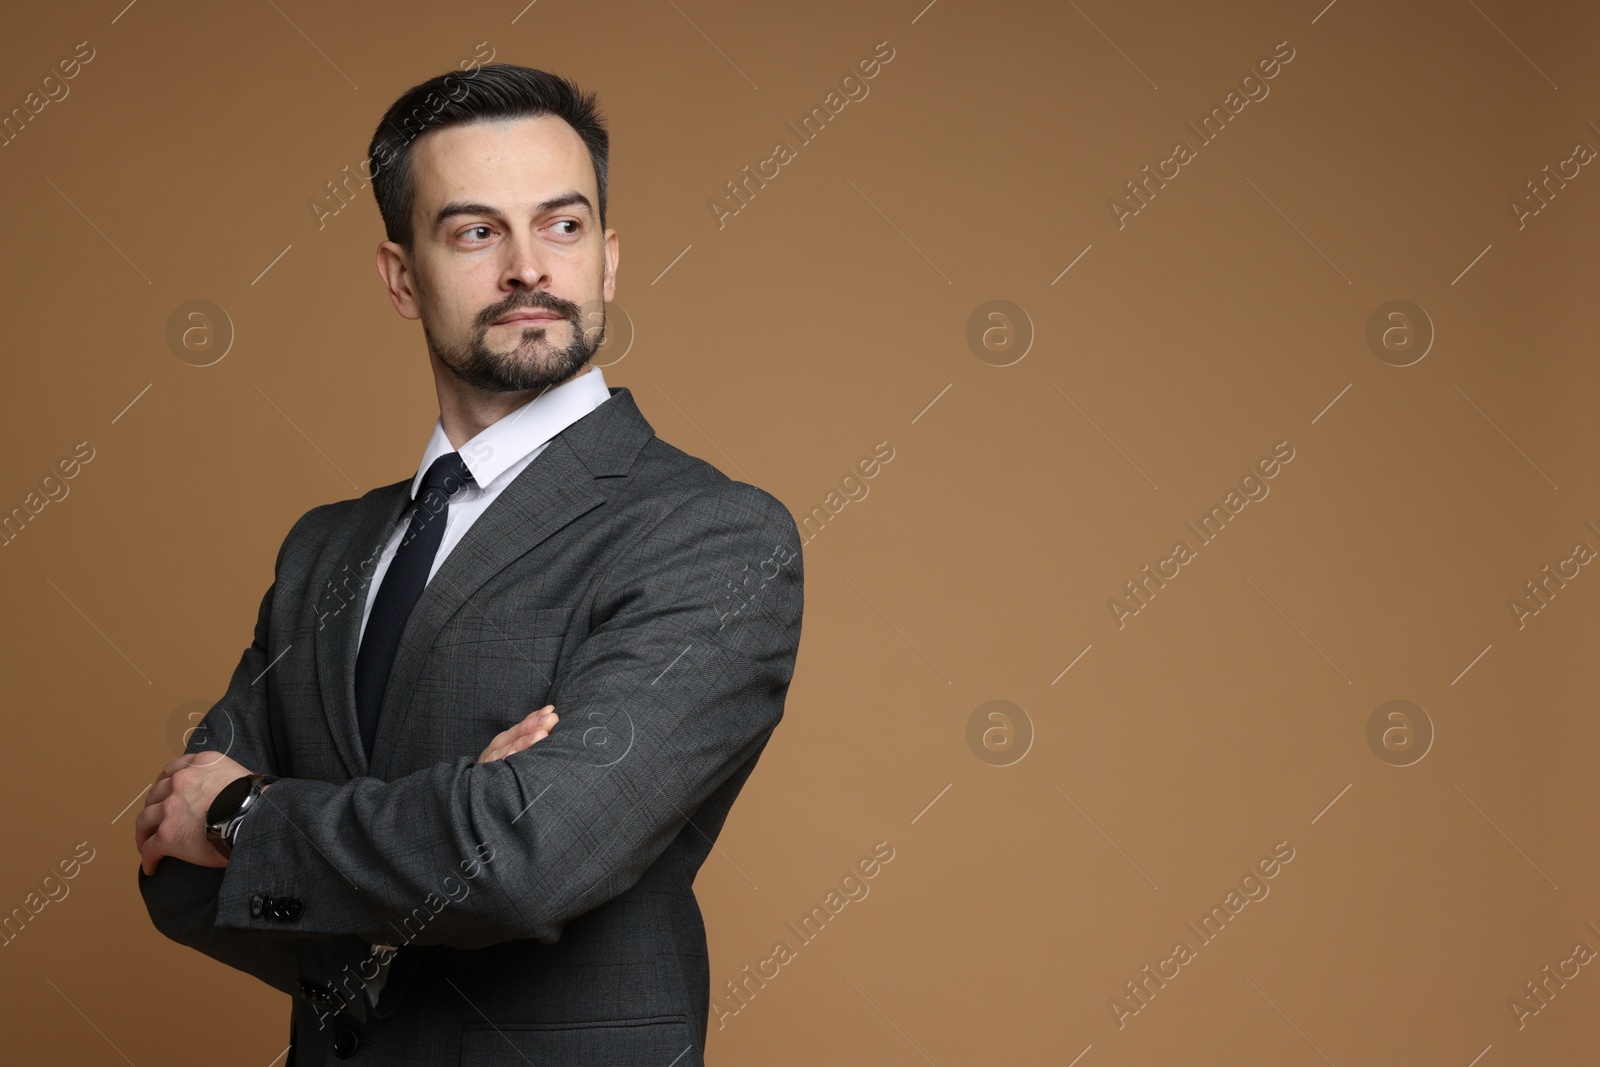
[458,1014,697,1066]
[432,605,570,656]
[411,606,572,761]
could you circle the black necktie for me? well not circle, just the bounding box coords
[355,451,473,761]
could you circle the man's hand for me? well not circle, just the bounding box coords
[133,708,555,876]
[477,705,558,763]
[134,751,255,877]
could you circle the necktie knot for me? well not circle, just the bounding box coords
[418,451,473,503]
[404,452,472,544]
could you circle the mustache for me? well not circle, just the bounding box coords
[480,291,583,327]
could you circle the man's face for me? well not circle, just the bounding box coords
[382,114,618,394]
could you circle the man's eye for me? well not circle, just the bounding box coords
[464,225,493,240]
[552,220,579,235]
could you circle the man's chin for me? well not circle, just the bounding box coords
[478,351,592,392]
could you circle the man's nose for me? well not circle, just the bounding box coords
[502,236,552,289]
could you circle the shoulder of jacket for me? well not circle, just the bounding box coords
[623,445,795,536]
[273,479,408,569]
[633,438,795,519]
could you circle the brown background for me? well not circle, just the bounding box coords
[1,0,1596,1063]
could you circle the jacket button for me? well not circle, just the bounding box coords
[250,894,265,918]
[283,897,304,920]
[332,1029,360,1058]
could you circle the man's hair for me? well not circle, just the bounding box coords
[367,63,609,251]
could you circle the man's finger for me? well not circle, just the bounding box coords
[501,708,553,739]
[139,833,163,877]
[511,728,550,756]
[143,777,171,808]
[157,752,195,779]
[477,709,557,762]
[148,751,204,795]
[483,722,527,756]
[500,712,556,746]
[515,713,557,737]
[133,800,163,852]
[520,705,556,726]
[488,726,551,762]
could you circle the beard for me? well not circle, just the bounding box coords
[426,290,604,394]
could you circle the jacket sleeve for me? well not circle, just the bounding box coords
[211,481,805,950]
[137,507,379,1006]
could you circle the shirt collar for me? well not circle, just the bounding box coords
[409,364,611,501]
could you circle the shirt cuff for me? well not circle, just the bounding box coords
[364,944,398,1006]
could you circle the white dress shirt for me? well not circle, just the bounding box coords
[342,363,612,1009]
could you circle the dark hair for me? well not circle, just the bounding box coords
[367,64,609,250]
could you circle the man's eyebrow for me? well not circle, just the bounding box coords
[433,192,595,232]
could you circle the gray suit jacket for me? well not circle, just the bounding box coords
[139,386,805,1066]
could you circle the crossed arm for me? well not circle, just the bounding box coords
[137,482,803,974]
[135,706,558,877]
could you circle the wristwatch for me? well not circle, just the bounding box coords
[204,773,279,860]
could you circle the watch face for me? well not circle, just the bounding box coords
[206,774,257,826]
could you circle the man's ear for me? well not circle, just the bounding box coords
[377,241,423,321]
[601,228,619,304]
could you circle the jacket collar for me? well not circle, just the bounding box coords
[410,364,613,498]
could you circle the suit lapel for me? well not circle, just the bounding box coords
[315,482,409,780]
[339,385,654,778]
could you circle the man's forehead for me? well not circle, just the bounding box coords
[413,115,595,205]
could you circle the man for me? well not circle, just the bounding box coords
[135,64,804,1066]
